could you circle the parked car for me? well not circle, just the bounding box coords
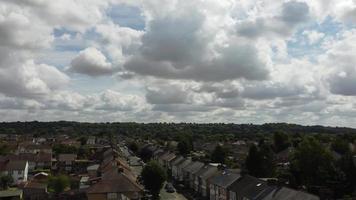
[165,183,175,193]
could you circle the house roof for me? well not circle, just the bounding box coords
[210,170,240,188]
[228,175,273,200]
[196,165,219,180]
[170,156,184,166]
[177,158,192,169]
[182,161,205,174]
[0,189,22,197]
[5,160,27,171]
[87,164,100,171]
[86,172,142,194]
[161,152,176,162]
[24,181,47,189]
[8,153,52,163]
[58,154,77,162]
[262,187,319,200]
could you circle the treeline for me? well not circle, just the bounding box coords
[0,121,356,136]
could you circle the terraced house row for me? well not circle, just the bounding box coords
[152,147,320,200]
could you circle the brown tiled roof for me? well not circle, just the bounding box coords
[86,172,142,194]
[58,154,77,162]
[7,153,52,163]
[5,160,27,171]
[24,181,47,189]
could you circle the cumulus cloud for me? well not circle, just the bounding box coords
[236,1,310,39]
[69,47,113,77]
[1,0,356,127]
[0,60,69,98]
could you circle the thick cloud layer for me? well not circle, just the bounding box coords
[1,0,356,127]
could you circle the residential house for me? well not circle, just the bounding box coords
[23,180,48,200]
[0,189,23,200]
[228,175,274,200]
[87,164,100,178]
[17,144,52,154]
[86,163,143,200]
[170,156,185,179]
[0,160,29,184]
[175,158,192,182]
[194,164,219,197]
[58,154,77,172]
[182,161,204,188]
[87,136,96,145]
[261,187,319,200]
[7,153,52,172]
[160,152,176,169]
[209,170,240,200]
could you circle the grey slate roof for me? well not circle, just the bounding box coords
[196,165,219,180]
[171,156,185,166]
[228,175,273,200]
[261,187,319,200]
[182,161,205,174]
[177,158,192,169]
[210,169,240,188]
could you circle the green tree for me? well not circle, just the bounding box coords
[0,175,13,189]
[128,141,139,154]
[211,145,228,164]
[245,144,276,177]
[48,175,70,194]
[177,135,193,156]
[139,147,153,162]
[0,144,9,155]
[273,132,290,153]
[331,137,350,155]
[141,161,167,199]
[338,152,356,195]
[290,136,335,186]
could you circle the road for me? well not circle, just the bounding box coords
[160,183,188,200]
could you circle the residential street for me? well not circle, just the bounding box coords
[160,184,188,200]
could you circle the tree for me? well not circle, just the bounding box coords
[141,161,167,199]
[331,138,349,155]
[177,135,193,156]
[337,152,356,195]
[245,144,276,177]
[290,136,335,186]
[48,175,70,194]
[128,141,139,154]
[273,132,290,153]
[211,145,228,164]
[139,147,154,162]
[0,175,13,189]
[0,144,9,155]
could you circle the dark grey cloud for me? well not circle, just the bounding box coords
[236,1,310,39]
[328,69,356,96]
[280,1,310,25]
[125,41,269,82]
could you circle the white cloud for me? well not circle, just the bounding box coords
[69,47,113,77]
[303,30,325,45]
[1,0,356,127]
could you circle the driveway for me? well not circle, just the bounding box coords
[160,183,188,200]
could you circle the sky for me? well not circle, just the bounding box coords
[1,0,356,127]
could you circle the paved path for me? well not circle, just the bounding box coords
[160,183,188,200]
